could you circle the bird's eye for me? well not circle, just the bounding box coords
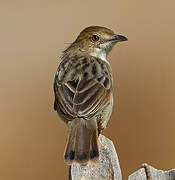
[92,35,100,42]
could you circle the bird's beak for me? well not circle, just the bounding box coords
[108,34,128,42]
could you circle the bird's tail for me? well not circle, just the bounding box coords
[64,119,99,165]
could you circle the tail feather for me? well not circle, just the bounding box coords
[90,129,99,160]
[64,125,76,163]
[64,120,99,165]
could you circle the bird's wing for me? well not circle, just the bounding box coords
[54,56,113,120]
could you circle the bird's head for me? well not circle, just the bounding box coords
[74,26,128,61]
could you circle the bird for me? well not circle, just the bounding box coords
[53,26,127,165]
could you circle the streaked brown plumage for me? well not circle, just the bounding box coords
[53,26,127,164]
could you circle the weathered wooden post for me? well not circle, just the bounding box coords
[129,163,175,180]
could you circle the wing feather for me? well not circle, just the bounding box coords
[54,56,113,120]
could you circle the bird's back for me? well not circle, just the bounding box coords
[54,54,113,123]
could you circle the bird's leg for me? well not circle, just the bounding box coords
[98,128,101,136]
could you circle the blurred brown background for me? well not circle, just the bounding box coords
[0,0,175,179]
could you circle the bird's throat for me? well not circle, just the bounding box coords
[89,48,108,63]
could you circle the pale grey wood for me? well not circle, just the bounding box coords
[128,168,147,180]
[71,134,122,180]
[164,170,175,180]
[128,163,175,180]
